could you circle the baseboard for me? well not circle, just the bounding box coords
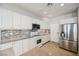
[50,41,59,44]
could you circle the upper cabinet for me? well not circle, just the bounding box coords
[40,22,49,29]
[13,12,22,29]
[59,17,77,24]
[0,8,14,29]
[0,8,49,29]
[12,12,32,29]
[20,15,32,29]
[0,8,32,29]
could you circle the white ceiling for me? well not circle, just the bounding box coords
[15,3,79,18]
[1,3,79,20]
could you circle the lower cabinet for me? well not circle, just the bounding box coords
[13,35,50,55]
[13,38,37,55]
[28,37,37,50]
[42,35,50,44]
[0,35,50,56]
[13,40,23,56]
[13,38,32,55]
[22,38,33,54]
[0,42,13,50]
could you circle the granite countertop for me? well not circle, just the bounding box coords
[0,34,49,44]
[0,29,50,44]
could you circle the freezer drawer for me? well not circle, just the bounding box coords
[59,40,77,53]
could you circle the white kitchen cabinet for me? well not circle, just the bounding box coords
[20,15,27,29]
[13,40,23,56]
[13,12,22,29]
[32,18,42,25]
[0,42,13,50]
[12,12,32,29]
[1,9,14,29]
[45,23,49,29]
[22,39,30,53]
[21,37,37,55]
[29,37,37,49]
[0,8,49,30]
[0,35,50,56]
[21,15,32,29]
[0,8,32,29]
[40,22,48,29]
[42,35,50,44]
[32,18,39,24]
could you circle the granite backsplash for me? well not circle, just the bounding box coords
[0,29,50,44]
[0,30,31,44]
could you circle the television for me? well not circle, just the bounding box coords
[32,24,40,30]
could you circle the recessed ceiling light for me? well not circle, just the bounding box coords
[60,3,64,7]
[47,3,53,7]
[43,11,47,14]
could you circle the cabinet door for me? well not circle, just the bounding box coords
[42,35,50,44]
[41,22,48,29]
[45,35,50,42]
[0,42,13,50]
[13,40,23,56]
[13,13,32,29]
[21,15,32,29]
[29,38,36,49]
[22,39,30,53]
[20,16,26,29]
[22,38,36,54]
[42,36,46,44]
[40,22,44,29]
[1,9,13,29]
[13,13,21,29]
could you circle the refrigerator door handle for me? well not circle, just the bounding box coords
[61,32,65,38]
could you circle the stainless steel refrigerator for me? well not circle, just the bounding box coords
[59,23,78,53]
